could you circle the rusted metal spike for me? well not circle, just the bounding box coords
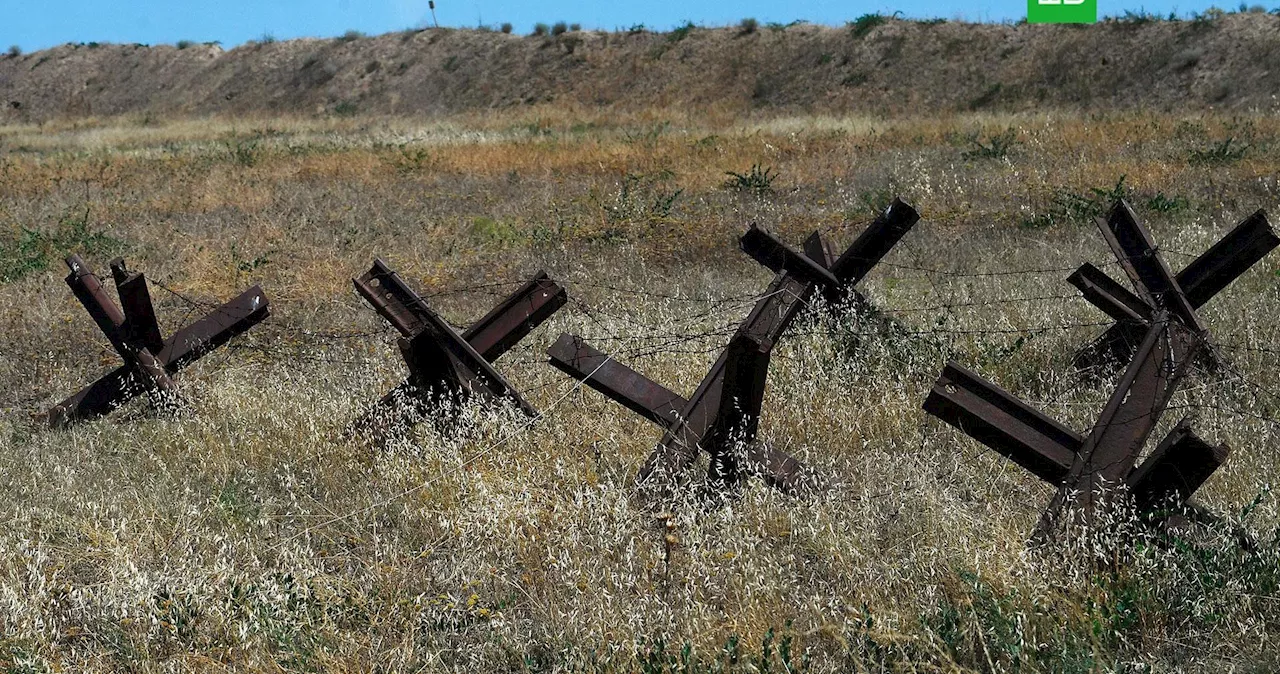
[740,225,841,290]
[1068,262,1152,324]
[463,272,567,362]
[1129,418,1231,514]
[158,285,270,371]
[547,333,815,497]
[64,255,128,353]
[353,259,430,338]
[1035,316,1201,539]
[348,379,433,438]
[51,283,268,426]
[62,256,176,399]
[546,333,684,427]
[1097,201,1203,331]
[735,272,814,350]
[1177,209,1278,308]
[405,306,538,418]
[745,444,822,498]
[802,231,833,269]
[924,362,1081,485]
[707,334,772,488]
[50,257,268,427]
[1072,323,1148,373]
[109,258,166,355]
[48,365,136,427]
[639,272,813,487]
[828,198,920,289]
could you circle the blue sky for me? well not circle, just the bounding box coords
[4,0,1259,52]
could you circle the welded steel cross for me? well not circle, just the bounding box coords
[548,199,920,497]
[351,259,566,433]
[48,255,270,427]
[925,314,1228,542]
[1070,200,1276,370]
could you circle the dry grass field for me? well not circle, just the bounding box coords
[2,109,1279,672]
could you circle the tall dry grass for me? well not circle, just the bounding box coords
[1,109,1278,671]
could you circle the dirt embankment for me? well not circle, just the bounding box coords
[2,14,1279,122]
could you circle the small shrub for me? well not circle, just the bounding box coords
[1188,137,1249,164]
[1145,191,1190,213]
[1117,8,1159,23]
[722,164,777,196]
[500,22,513,34]
[333,101,359,116]
[259,32,276,44]
[961,128,1019,160]
[225,138,260,167]
[338,29,365,42]
[7,45,20,58]
[443,55,459,72]
[849,13,887,38]
[627,23,647,34]
[669,21,696,42]
[602,172,684,226]
[176,39,194,49]
[1021,176,1129,229]
[532,23,550,36]
[569,23,581,31]
[738,17,759,34]
[842,72,869,87]
[551,21,568,36]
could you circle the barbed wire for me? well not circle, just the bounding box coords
[13,237,1279,444]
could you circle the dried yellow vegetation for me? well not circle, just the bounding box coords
[1,109,1278,672]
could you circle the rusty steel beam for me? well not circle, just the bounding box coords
[744,443,817,497]
[1096,201,1203,331]
[462,271,567,362]
[400,296,537,417]
[62,256,175,397]
[353,261,559,432]
[157,285,270,371]
[802,231,834,270]
[740,225,840,290]
[47,366,136,427]
[547,333,684,427]
[828,198,920,289]
[638,271,813,487]
[547,333,817,496]
[924,362,1082,485]
[1071,205,1275,371]
[1036,316,1202,538]
[706,333,772,488]
[51,257,268,427]
[353,259,430,338]
[64,255,128,349]
[1068,262,1152,324]
[1178,209,1277,308]
[1129,418,1231,514]
[109,258,166,355]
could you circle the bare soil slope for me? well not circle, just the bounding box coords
[2,15,1280,122]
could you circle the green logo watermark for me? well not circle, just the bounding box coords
[1028,0,1098,23]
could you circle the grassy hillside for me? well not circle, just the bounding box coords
[3,12,1280,123]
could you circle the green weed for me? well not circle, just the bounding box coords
[722,164,776,196]
[0,209,124,283]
